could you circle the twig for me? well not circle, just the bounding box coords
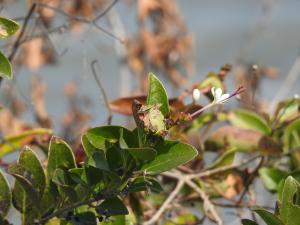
[237,157,264,205]
[143,180,185,225]
[91,60,113,125]
[93,0,119,22]
[0,3,36,86]
[185,179,223,225]
[269,56,300,112]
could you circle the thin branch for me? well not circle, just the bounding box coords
[93,0,119,22]
[143,180,185,225]
[269,56,300,112]
[185,179,223,225]
[91,60,113,125]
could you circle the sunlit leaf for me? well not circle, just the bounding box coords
[0,51,12,79]
[228,109,271,135]
[146,73,170,116]
[141,140,198,174]
[47,137,76,180]
[259,167,288,192]
[0,17,19,38]
[0,128,52,157]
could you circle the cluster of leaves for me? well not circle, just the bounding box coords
[0,17,19,79]
[242,176,300,225]
[0,74,198,225]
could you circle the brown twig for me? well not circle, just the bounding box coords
[91,60,113,125]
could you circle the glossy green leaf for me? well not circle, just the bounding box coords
[279,176,300,224]
[141,140,198,174]
[87,151,110,171]
[253,207,284,225]
[0,170,11,217]
[98,197,128,216]
[18,146,46,196]
[125,147,156,161]
[85,126,135,150]
[0,128,52,157]
[47,137,76,180]
[146,73,169,116]
[0,51,12,79]
[0,17,19,38]
[208,148,237,169]
[81,134,99,157]
[283,118,300,153]
[228,109,271,135]
[241,219,259,225]
[259,167,288,192]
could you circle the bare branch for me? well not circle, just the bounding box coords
[91,60,113,125]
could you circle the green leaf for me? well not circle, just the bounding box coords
[279,176,300,224]
[52,168,75,187]
[81,134,99,157]
[101,215,125,225]
[241,219,259,225]
[85,126,135,150]
[141,140,198,174]
[87,151,110,171]
[129,177,163,193]
[283,118,300,152]
[47,137,76,180]
[125,147,157,161]
[18,146,46,196]
[199,72,223,89]
[0,170,11,217]
[98,197,128,216]
[0,128,52,157]
[208,148,237,169]
[146,73,170,116]
[0,17,19,38]
[228,109,271,135]
[9,165,38,212]
[0,51,12,79]
[74,211,97,225]
[253,207,284,225]
[259,167,288,192]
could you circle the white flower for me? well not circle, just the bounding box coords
[211,87,230,103]
[192,88,201,101]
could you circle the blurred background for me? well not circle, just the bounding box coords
[1,0,300,224]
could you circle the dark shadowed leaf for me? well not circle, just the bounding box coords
[253,207,284,225]
[18,146,45,196]
[146,73,170,116]
[241,219,259,225]
[0,170,11,217]
[141,140,198,174]
[98,197,128,216]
